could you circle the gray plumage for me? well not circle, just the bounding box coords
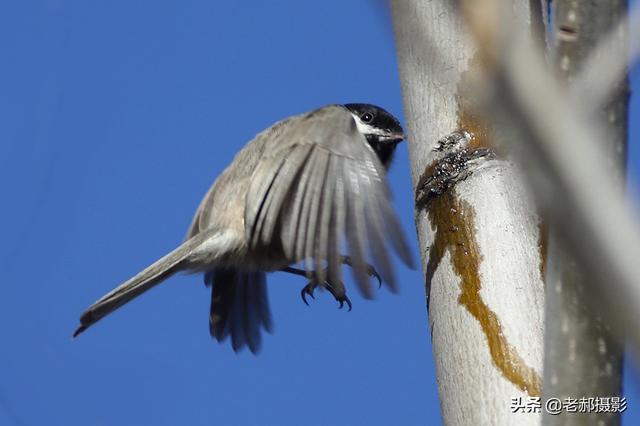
[74,104,414,353]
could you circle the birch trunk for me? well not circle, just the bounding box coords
[391,1,545,424]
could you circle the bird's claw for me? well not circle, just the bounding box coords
[337,297,353,311]
[300,283,317,306]
[325,282,353,312]
[299,278,352,311]
[340,256,382,288]
[366,265,383,289]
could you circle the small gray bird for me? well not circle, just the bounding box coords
[73,103,414,353]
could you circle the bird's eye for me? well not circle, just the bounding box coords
[361,112,374,123]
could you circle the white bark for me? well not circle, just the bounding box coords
[391,1,545,424]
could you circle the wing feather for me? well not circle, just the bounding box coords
[345,164,371,296]
[246,105,413,297]
[327,160,347,287]
[259,144,313,246]
[292,150,318,263]
[303,151,330,275]
[246,147,292,246]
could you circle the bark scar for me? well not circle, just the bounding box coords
[416,36,542,398]
[415,130,495,211]
[425,192,542,397]
[416,126,541,396]
[558,24,579,42]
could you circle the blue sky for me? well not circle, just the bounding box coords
[0,1,637,425]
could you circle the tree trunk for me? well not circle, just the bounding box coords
[391,1,545,424]
[542,1,628,425]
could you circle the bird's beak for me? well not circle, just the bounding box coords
[381,132,405,143]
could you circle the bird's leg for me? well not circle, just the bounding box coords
[280,266,352,310]
[339,255,382,288]
[280,254,382,308]
[279,266,324,305]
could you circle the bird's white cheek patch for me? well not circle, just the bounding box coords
[350,115,386,136]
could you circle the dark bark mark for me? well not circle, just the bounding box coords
[426,192,542,396]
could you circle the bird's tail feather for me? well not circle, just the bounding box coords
[207,268,272,354]
[73,230,215,337]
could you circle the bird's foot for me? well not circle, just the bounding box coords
[300,280,318,306]
[325,281,352,311]
[340,256,382,288]
[366,264,382,289]
[300,276,352,311]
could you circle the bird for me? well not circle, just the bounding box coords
[73,103,414,354]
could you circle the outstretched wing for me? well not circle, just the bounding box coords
[245,105,414,298]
